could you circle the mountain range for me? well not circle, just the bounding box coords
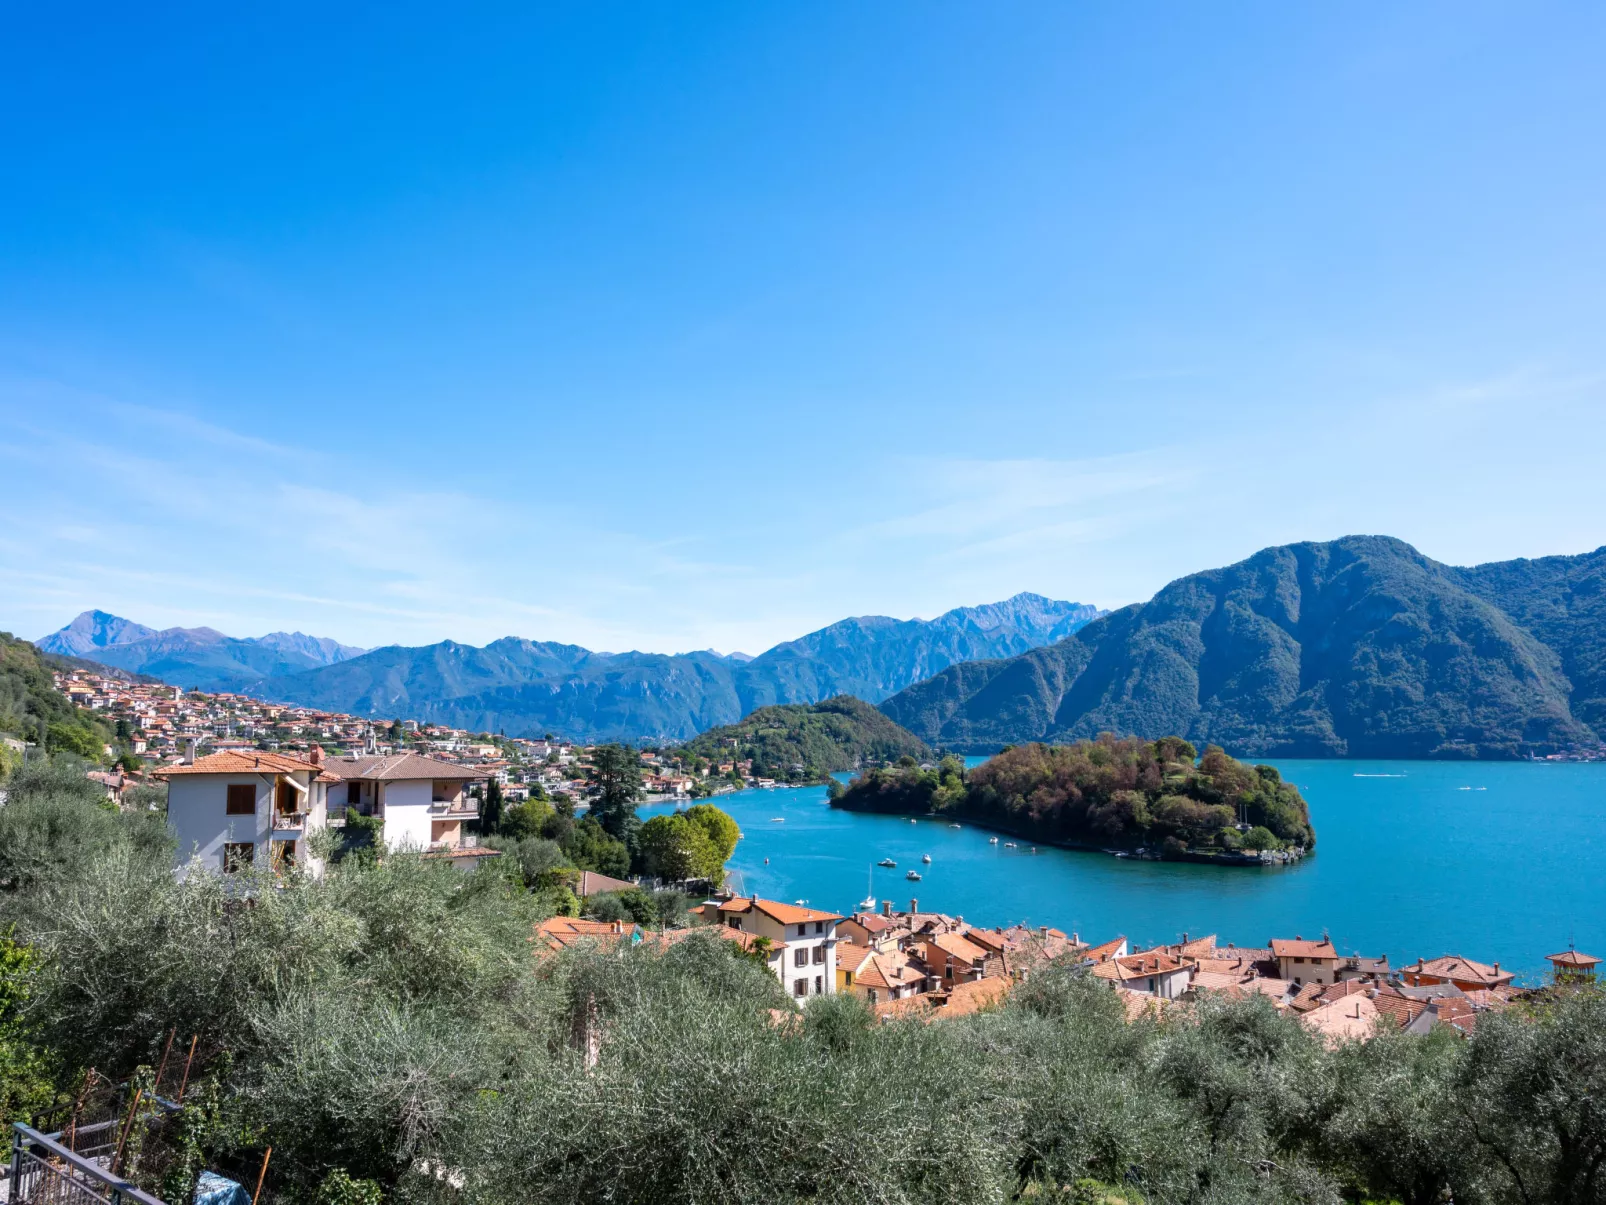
[36,595,1102,743]
[35,610,367,689]
[879,536,1606,760]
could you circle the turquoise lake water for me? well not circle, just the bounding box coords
[644,760,1605,982]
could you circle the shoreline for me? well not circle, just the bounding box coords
[828,799,1310,869]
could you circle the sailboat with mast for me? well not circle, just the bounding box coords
[858,865,877,913]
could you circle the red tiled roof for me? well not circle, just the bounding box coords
[928,932,989,965]
[1270,938,1337,959]
[155,750,340,783]
[717,897,843,925]
[1547,950,1601,968]
[1403,955,1514,986]
[1081,936,1128,964]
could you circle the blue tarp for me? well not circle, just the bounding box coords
[194,1170,251,1205]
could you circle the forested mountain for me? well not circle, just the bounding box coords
[174,593,1099,743]
[880,536,1606,760]
[35,611,366,691]
[680,696,932,781]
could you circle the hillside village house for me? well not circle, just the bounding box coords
[695,897,843,1000]
[1092,950,1196,999]
[328,751,486,858]
[1271,937,1340,985]
[1401,954,1517,993]
[160,747,491,876]
[160,749,339,876]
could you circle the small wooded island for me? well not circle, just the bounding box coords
[830,735,1315,865]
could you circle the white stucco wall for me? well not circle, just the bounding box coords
[381,779,434,851]
[735,909,838,1000]
[168,774,270,873]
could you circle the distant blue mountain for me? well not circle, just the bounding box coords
[36,611,367,691]
[37,594,1103,741]
[244,592,1104,742]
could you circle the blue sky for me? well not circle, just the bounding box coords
[3,3,1604,654]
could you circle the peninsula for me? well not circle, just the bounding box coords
[830,735,1315,864]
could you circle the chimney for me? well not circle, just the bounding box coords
[611,921,622,934]
[1493,962,1500,974]
[183,737,197,765]
[909,898,918,914]
[881,900,892,918]
[309,744,324,767]
[1072,932,1079,946]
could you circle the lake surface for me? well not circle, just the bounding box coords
[646,760,1605,982]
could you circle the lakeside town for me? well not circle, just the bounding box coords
[38,666,770,806]
[49,676,1592,1045]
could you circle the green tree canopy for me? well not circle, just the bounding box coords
[635,813,720,882]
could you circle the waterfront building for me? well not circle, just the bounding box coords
[1270,937,1340,986]
[695,896,842,1001]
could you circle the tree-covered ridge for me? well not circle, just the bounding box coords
[833,736,1315,855]
[679,695,932,782]
[881,536,1606,759]
[0,633,115,770]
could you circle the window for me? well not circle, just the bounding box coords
[793,979,807,997]
[223,842,255,873]
[812,946,825,965]
[794,948,808,968]
[814,921,824,934]
[796,924,806,937]
[844,972,853,986]
[226,784,256,815]
[814,975,822,995]
[868,989,879,1005]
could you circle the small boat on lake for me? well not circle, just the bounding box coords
[988,836,999,844]
[1003,841,1017,849]
[921,855,932,864]
[769,817,785,822]
[949,823,961,829]
[858,866,876,912]
[877,858,897,868]
[906,870,922,881]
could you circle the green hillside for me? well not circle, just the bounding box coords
[881,536,1606,759]
[679,695,932,782]
[0,633,113,767]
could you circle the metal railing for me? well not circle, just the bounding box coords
[7,1123,167,1205]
